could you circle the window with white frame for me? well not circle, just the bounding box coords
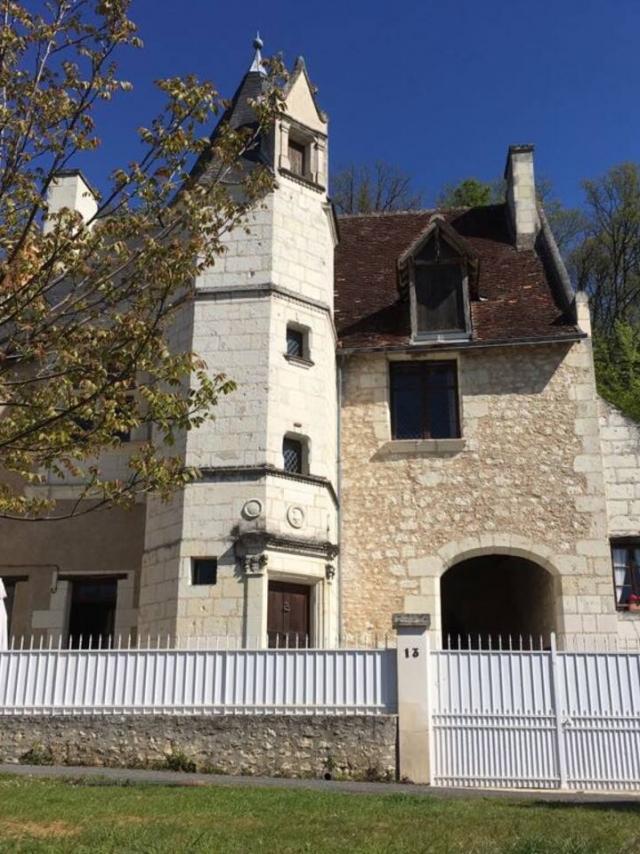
[611,539,640,610]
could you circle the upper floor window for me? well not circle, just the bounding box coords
[283,435,308,474]
[285,323,311,364]
[390,360,460,440]
[612,540,640,611]
[398,218,473,342]
[288,139,307,177]
[287,326,304,357]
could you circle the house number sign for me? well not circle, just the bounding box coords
[404,647,420,658]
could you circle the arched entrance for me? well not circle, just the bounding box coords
[440,554,556,648]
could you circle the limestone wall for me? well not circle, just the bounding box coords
[599,399,640,642]
[599,399,640,536]
[0,714,397,781]
[339,339,615,645]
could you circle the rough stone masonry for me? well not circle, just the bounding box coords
[0,715,398,781]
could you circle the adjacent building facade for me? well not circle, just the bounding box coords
[2,42,640,650]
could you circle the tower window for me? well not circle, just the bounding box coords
[283,436,307,474]
[288,139,307,177]
[285,324,310,362]
[286,327,304,357]
[192,558,218,586]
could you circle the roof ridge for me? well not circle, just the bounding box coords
[335,204,503,220]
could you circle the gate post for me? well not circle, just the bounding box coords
[550,632,568,789]
[393,613,431,784]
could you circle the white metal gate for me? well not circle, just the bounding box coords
[430,635,640,791]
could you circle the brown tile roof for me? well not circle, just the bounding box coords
[334,204,580,350]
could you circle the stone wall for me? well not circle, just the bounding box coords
[339,339,616,644]
[599,399,640,643]
[0,715,397,781]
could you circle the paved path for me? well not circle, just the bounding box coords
[1,764,639,805]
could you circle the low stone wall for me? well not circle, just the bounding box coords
[0,715,398,781]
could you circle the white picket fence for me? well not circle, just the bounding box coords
[431,634,640,791]
[0,644,397,716]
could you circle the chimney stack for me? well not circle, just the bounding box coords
[43,170,98,235]
[504,145,539,250]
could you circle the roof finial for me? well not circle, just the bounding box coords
[249,31,266,75]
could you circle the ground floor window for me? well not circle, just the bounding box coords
[67,577,118,648]
[611,540,640,610]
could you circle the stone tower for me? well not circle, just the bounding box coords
[138,38,339,646]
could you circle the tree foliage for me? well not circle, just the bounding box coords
[0,1,285,519]
[331,162,422,214]
[594,321,640,422]
[437,178,493,208]
[570,163,640,337]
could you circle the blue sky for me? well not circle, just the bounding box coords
[84,0,640,208]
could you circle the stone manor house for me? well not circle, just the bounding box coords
[3,40,640,650]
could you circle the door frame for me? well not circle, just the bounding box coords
[266,573,320,647]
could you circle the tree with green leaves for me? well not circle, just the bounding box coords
[0,1,285,520]
[331,162,423,214]
[570,163,640,337]
[594,321,640,422]
[437,178,494,208]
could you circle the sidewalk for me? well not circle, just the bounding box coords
[1,763,639,805]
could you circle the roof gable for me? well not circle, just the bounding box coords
[283,58,327,134]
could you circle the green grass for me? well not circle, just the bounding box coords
[0,775,639,853]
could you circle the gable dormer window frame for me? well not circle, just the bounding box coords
[399,219,474,345]
[279,117,326,189]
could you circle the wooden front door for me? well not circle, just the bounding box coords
[267,581,310,648]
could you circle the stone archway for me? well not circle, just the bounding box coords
[440,554,556,649]
[405,534,564,648]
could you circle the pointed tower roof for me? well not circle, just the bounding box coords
[220,33,269,132]
[249,32,266,75]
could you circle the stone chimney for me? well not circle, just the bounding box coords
[575,290,592,337]
[44,170,98,234]
[504,144,539,250]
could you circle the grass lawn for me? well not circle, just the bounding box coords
[0,776,639,853]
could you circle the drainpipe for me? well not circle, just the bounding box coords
[336,356,343,646]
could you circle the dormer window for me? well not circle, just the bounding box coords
[398,218,474,343]
[288,139,307,177]
[415,262,466,334]
[280,121,326,187]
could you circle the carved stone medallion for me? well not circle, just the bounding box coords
[242,499,263,520]
[286,505,305,529]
